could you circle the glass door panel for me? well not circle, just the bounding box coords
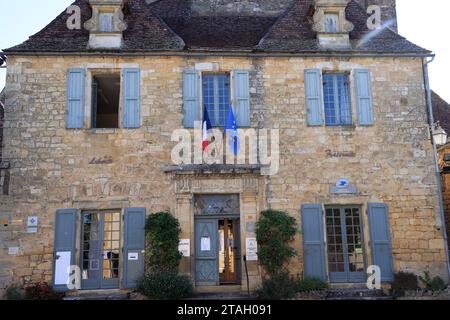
[219,219,240,284]
[101,212,121,288]
[326,207,366,283]
[80,211,121,290]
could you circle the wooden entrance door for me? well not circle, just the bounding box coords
[219,218,240,284]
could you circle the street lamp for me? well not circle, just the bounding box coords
[433,123,448,146]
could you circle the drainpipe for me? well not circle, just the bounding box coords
[423,56,450,279]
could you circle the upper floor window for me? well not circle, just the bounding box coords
[202,74,231,127]
[324,13,339,33]
[99,13,114,32]
[66,68,141,129]
[323,73,351,126]
[92,74,120,129]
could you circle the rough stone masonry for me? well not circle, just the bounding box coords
[0,0,447,293]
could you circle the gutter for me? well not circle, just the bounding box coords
[423,56,450,279]
[1,50,434,59]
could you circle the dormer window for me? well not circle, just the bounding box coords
[325,13,339,33]
[312,0,354,49]
[99,12,114,32]
[84,0,127,49]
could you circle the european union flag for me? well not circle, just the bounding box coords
[225,105,239,156]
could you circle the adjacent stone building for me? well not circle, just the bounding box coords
[0,0,448,294]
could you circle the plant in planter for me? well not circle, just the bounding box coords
[390,271,418,298]
[137,211,193,300]
[137,271,193,300]
[3,284,25,300]
[24,282,64,300]
[255,210,298,300]
[419,271,448,293]
[297,277,329,292]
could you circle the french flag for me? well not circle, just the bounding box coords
[202,106,212,152]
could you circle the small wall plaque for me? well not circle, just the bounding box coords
[246,222,256,233]
[330,185,357,194]
[8,247,19,255]
[178,239,190,257]
[246,238,258,261]
[27,216,38,233]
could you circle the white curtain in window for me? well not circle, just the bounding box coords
[99,13,114,32]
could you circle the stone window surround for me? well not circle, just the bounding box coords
[195,63,242,126]
[75,63,140,131]
[316,67,363,128]
[313,201,375,281]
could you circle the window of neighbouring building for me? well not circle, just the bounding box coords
[323,73,352,126]
[202,74,231,127]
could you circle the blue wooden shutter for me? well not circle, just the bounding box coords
[301,204,326,280]
[66,69,85,129]
[233,70,250,127]
[368,203,394,282]
[53,209,77,292]
[123,68,141,128]
[304,69,323,126]
[183,70,201,128]
[355,69,374,125]
[124,207,146,288]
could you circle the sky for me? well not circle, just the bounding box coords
[0,0,449,102]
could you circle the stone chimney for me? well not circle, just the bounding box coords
[84,0,127,49]
[355,0,398,32]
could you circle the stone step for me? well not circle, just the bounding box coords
[188,293,257,300]
[64,293,130,300]
[326,288,386,299]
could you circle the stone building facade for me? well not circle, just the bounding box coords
[0,0,448,294]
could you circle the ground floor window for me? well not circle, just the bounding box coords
[325,206,366,283]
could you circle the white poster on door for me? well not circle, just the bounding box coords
[246,238,258,261]
[201,237,211,251]
[54,251,71,285]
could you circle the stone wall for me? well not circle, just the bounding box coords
[0,54,447,292]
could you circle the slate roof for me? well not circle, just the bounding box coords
[433,91,450,135]
[3,0,431,55]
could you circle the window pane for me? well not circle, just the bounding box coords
[202,74,230,127]
[325,14,339,33]
[323,74,337,125]
[323,74,351,126]
[99,13,114,32]
[337,75,352,125]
